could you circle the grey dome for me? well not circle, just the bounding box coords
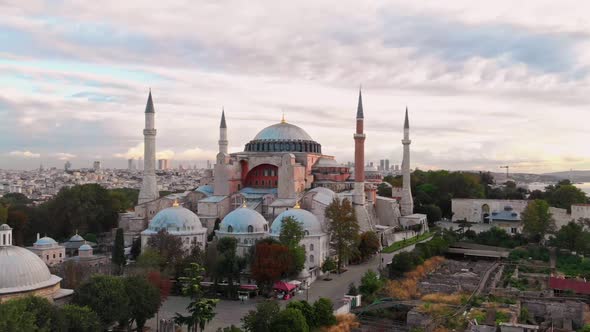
[78,244,92,251]
[271,209,324,236]
[145,206,204,233]
[34,236,58,247]
[313,157,340,168]
[219,207,268,234]
[0,224,12,231]
[0,246,55,291]
[254,122,313,141]
[69,234,85,242]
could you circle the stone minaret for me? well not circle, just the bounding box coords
[353,89,366,205]
[219,109,228,155]
[401,108,414,216]
[138,90,159,205]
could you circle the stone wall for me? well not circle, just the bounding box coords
[521,299,584,329]
[452,199,528,223]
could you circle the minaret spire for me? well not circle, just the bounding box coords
[353,88,366,205]
[401,107,414,216]
[220,108,227,128]
[138,90,159,205]
[218,108,228,155]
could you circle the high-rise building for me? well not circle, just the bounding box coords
[64,161,72,171]
[158,159,170,170]
[385,159,390,171]
[138,90,159,205]
[379,159,385,171]
[93,161,101,170]
[128,158,135,170]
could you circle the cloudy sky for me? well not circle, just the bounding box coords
[1,1,589,173]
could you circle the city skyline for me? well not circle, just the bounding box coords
[2,1,590,172]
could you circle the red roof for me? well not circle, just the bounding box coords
[549,277,590,295]
[273,281,296,292]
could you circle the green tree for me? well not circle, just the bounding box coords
[313,298,337,327]
[287,300,316,329]
[347,282,359,296]
[112,228,126,274]
[109,188,138,212]
[389,252,421,278]
[522,200,555,243]
[242,300,281,332]
[212,237,247,298]
[325,198,359,272]
[321,256,336,279]
[0,203,8,223]
[546,183,587,213]
[137,248,164,271]
[60,304,101,332]
[358,231,380,261]
[279,216,306,276]
[147,229,185,272]
[174,263,219,332]
[121,276,160,330]
[551,221,589,253]
[130,236,142,260]
[270,308,309,332]
[73,275,130,327]
[0,297,42,332]
[359,269,382,302]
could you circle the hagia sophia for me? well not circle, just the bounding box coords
[120,90,428,283]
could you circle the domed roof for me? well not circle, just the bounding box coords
[69,234,85,242]
[145,206,204,234]
[313,157,340,168]
[307,187,337,205]
[78,244,92,251]
[0,224,12,231]
[219,207,268,234]
[0,245,57,292]
[253,122,314,141]
[271,208,324,236]
[34,236,58,247]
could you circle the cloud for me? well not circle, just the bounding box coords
[177,147,216,161]
[55,152,76,160]
[9,150,40,158]
[114,143,144,159]
[156,149,175,160]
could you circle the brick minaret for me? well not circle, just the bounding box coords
[353,89,366,205]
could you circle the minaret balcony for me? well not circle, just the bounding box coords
[144,129,157,136]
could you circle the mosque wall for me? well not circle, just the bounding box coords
[375,197,402,227]
[0,283,61,303]
[451,199,529,223]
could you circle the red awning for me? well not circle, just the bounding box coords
[549,277,590,295]
[240,284,258,290]
[273,281,296,292]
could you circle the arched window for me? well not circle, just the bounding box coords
[228,225,233,233]
[264,225,268,231]
[304,230,309,236]
[247,225,254,233]
[310,243,314,251]
[309,255,314,263]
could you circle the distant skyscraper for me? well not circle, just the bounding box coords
[385,159,390,171]
[379,159,385,171]
[128,158,135,170]
[64,161,72,171]
[158,159,170,170]
[206,160,212,169]
[93,161,101,170]
[138,90,159,205]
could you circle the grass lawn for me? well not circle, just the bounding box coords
[381,232,434,253]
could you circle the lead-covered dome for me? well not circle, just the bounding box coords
[218,207,268,234]
[245,121,321,153]
[271,208,324,236]
[145,206,204,234]
[0,245,58,292]
[34,236,58,247]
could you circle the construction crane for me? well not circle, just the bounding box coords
[500,165,509,180]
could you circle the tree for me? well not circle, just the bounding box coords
[212,237,247,298]
[546,184,587,213]
[242,300,281,332]
[325,198,359,272]
[130,237,141,260]
[321,257,336,279]
[359,269,382,303]
[147,270,172,305]
[415,204,442,225]
[270,308,309,332]
[358,231,380,261]
[251,240,292,294]
[0,297,45,331]
[120,276,160,330]
[174,263,219,332]
[279,216,306,276]
[137,248,164,271]
[287,300,316,329]
[389,252,422,278]
[551,221,589,253]
[313,298,337,327]
[347,282,359,296]
[6,208,28,246]
[73,275,130,327]
[60,304,101,332]
[112,228,125,274]
[108,188,138,212]
[147,229,185,271]
[522,200,555,243]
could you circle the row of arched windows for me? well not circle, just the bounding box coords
[245,140,322,153]
[226,225,268,233]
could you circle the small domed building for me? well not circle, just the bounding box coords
[27,235,65,266]
[0,224,73,303]
[216,204,269,256]
[141,201,207,252]
[270,206,329,283]
[62,232,96,257]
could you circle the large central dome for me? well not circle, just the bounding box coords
[245,121,321,153]
[253,122,314,141]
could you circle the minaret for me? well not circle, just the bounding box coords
[401,107,414,216]
[353,89,366,205]
[138,90,159,205]
[219,108,228,155]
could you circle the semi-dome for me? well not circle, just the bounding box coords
[0,245,57,292]
[271,208,324,236]
[34,236,58,247]
[218,207,268,234]
[313,157,340,168]
[244,121,322,153]
[145,206,204,233]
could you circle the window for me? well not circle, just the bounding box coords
[304,230,309,236]
[53,254,56,259]
[511,228,517,234]
[2,234,4,245]
[309,255,314,263]
[310,244,314,251]
[59,253,62,258]
[46,255,49,260]
[228,226,233,233]
[248,225,254,233]
[264,225,268,231]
